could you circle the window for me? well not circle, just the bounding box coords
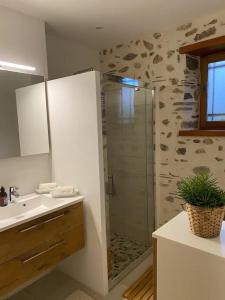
[178,35,225,135]
[200,52,225,129]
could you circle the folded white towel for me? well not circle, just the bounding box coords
[54,186,75,192]
[51,186,79,198]
[35,188,51,194]
[39,183,57,190]
[36,182,58,194]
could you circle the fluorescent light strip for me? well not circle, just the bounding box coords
[0,60,36,71]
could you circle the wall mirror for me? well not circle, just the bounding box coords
[0,69,49,159]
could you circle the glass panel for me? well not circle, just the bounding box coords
[103,81,154,280]
[118,87,135,123]
[207,60,225,121]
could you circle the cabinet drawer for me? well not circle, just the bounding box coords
[0,202,83,264]
[0,225,84,297]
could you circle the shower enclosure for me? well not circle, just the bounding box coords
[101,74,155,285]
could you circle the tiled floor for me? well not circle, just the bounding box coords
[6,271,98,300]
[110,233,149,279]
[7,256,152,300]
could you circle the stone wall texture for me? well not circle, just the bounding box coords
[100,11,225,226]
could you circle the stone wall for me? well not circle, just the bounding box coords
[100,11,225,226]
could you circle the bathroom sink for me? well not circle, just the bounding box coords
[0,195,62,220]
[0,193,84,232]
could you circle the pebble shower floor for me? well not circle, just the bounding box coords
[109,233,149,279]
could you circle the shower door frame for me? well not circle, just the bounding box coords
[102,74,157,288]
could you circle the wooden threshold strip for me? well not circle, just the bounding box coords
[123,266,154,300]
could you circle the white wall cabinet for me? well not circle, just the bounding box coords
[47,71,108,296]
[153,212,225,300]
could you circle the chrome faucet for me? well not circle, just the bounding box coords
[9,186,20,203]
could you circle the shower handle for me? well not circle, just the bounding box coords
[108,175,114,196]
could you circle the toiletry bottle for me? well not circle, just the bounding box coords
[0,187,7,207]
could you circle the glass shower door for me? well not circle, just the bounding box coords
[103,81,154,280]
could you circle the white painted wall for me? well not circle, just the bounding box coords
[0,5,51,195]
[46,32,100,80]
[47,71,108,296]
[0,154,51,195]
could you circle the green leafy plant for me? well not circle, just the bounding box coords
[177,172,225,208]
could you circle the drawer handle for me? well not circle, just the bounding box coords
[43,213,66,224]
[19,213,66,233]
[21,240,65,264]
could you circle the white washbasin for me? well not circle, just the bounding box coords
[0,193,84,232]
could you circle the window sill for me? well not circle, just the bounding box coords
[179,130,225,137]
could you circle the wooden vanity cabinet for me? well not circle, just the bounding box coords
[0,201,84,297]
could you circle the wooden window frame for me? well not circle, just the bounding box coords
[200,51,225,130]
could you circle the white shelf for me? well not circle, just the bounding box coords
[153,211,225,259]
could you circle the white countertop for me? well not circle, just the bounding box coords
[0,193,84,232]
[153,211,225,259]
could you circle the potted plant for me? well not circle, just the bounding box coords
[177,172,225,238]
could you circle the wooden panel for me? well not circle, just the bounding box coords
[0,225,84,297]
[123,266,153,300]
[179,35,225,56]
[0,202,83,265]
[178,130,225,137]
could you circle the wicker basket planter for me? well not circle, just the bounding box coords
[186,203,225,238]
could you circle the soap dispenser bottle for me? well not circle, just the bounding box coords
[0,187,7,206]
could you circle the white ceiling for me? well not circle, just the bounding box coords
[0,0,225,49]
